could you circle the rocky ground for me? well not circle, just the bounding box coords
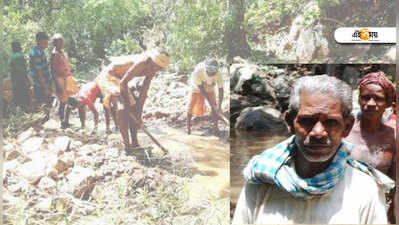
[2,72,230,225]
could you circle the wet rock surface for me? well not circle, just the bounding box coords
[235,106,286,132]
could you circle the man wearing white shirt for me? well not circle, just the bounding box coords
[187,59,224,135]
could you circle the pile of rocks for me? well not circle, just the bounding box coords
[229,59,295,131]
[142,70,230,127]
[2,119,183,222]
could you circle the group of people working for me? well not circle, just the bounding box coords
[233,72,397,224]
[8,31,225,154]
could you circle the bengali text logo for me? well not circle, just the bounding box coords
[352,28,378,41]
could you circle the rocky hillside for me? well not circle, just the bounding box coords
[254,1,395,64]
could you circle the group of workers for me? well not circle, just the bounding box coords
[8,31,225,154]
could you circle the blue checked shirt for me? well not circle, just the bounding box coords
[29,46,51,88]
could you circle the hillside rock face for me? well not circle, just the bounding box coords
[262,0,394,63]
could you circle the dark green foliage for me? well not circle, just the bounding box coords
[2,0,228,78]
[2,0,394,79]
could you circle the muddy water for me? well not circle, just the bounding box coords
[230,129,290,205]
[149,127,230,200]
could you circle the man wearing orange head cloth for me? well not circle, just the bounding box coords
[95,49,170,154]
[345,71,396,224]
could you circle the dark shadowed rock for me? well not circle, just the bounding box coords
[269,76,293,112]
[230,94,277,127]
[342,66,360,88]
[235,106,286,131]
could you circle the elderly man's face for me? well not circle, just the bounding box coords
[359,83,386,119]
[291,91,353,163]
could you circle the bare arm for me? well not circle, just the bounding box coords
[198,83,217,112]
[218,87,224,110]
[120,61,147,106]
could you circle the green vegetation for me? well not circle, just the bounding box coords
[1,106,43,137]
[2,0,393,79]
[2,0,228,79]
[245,0,393,49]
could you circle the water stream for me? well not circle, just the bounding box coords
[230,129,290,205]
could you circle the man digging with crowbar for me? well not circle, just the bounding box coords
[187,59,228,135]
[95,49,170,155]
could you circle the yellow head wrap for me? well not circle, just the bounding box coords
[149,49,170,68]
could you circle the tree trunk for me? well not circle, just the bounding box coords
[224,0,251,61]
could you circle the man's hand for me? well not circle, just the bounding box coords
[198,84,216,111]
